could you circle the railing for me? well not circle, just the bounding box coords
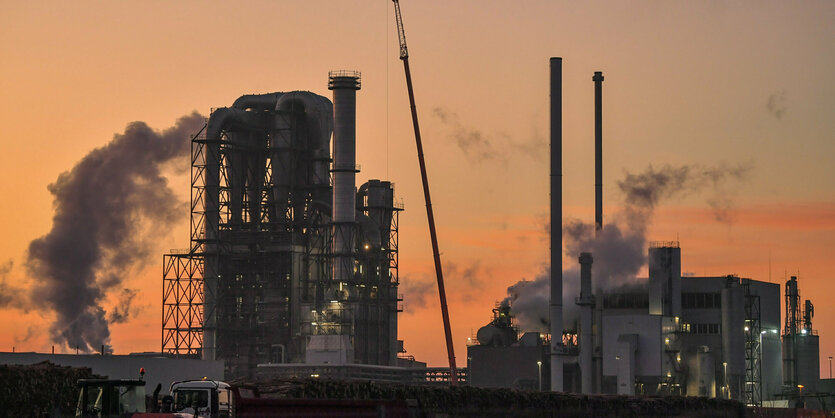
[650,240,680,249]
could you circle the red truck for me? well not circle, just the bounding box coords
[167,379,416,418]
[76,378,416,417]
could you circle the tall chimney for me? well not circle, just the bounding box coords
[577,252,594,394]
[329,71,361,283]
[593,71,604,232]
[549,57,564,392]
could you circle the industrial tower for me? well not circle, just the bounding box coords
[162,75,403,377]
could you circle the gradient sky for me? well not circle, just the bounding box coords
[1,1,833,374]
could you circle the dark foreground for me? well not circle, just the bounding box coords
[1,362,825,417]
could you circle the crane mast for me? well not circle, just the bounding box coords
[391,0,458,384]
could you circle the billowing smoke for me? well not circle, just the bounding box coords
[25,112,204,352]
[108,288,143,324]
[503,162,751,332]
[618,162,751,229]
[0,260,28,310]
[504,267,550,332]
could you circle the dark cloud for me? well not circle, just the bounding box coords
[26,112,204,352]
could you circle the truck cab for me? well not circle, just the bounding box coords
[75,379,147,417]
[169,380,234,418]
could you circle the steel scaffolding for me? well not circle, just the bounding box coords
[743,280,762,406]
[162,94,402,377]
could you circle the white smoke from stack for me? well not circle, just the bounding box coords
[504,162,752,332]
[23,113,204,352]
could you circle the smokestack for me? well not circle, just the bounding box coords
[593,72,604,232]
[549,57,564,392]
[577,252,594,394]
[329,71,361,283]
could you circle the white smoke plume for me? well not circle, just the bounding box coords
[503,162,751,332]
[25,113,204,352]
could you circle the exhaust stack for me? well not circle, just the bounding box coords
[577,253,594,394]
[549,57,564,392]
[329,71,361,283]
[593,71,604,232]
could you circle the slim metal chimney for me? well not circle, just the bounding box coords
[593,71,604,232]
[577,252,594,394]
[549,57,564,392]
[329,71,361,283]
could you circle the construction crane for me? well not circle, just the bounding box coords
[391,0,458,384]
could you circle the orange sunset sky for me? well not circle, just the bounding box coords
[1,1,833,375]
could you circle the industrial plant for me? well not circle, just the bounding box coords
[161,72,408,378]
[466,58,830,409]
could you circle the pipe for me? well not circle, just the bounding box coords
[593,72,604,232]
[232,92,283,111]
[577,252,594,394]
[549,57,564,392]
[202,107,263,361]
[328,72,361,283]
[273,91,334,226]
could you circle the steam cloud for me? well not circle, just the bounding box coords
[432,107,546,164]
[766,89,787,120]
[108,288,143,324]
[503,162,751,332]
[433,108,503,164]
[0,260,28,310]
[399,275,434,309]
[25,113,204,352]
[400,261,486,310]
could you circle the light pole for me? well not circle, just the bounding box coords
[829,356,832,379]
[723,362,729,399]
[537,361,542,392]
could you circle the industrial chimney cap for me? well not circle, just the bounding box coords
[328,70,361,90]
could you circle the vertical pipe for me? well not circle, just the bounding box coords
[329,72,361,284]
[578,253,594,394]
[549,57,564,392]
[593,72,604,233]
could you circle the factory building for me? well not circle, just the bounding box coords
[468,59,828,405]
[161,72,405,378]
[468,242,822,406]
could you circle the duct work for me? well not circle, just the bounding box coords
[162,74,403,377]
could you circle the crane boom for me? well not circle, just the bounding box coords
[393,0,408,59]
[391,0,458,384]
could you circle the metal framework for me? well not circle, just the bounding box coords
[162,96,402,377]
[162,126,207,357]
[743,280,762,406]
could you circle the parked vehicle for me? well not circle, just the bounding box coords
[169,379,415,418]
